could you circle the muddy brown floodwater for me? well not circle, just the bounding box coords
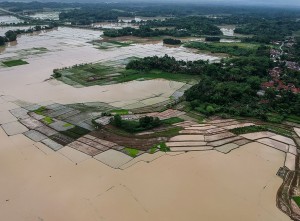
[0,26,291,221]
[0,129,290,221]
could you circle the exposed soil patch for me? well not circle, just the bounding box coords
[90,125,170,151]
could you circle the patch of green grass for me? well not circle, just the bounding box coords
[42,116,54,124]
[266,113,284,123]
[149,146,158,154]
[185,111,205,123]
[230,124,292,137]
[34,106,46,115]
[54,62,200,87]
[286,115,300,124]
[124,148,140,157]
[162,117,184,125]
[120,69,200,84]
[110,109,129,115]
[293,196,300,207]
[184,41,259,56]
[2,59,28,67]
[265,125,293,137]
[230,125,267,135]
[63,123,73,128]
[156,142,170,152]
[151,127,181,138]
[60,126,90,139]
[108,41,132,47]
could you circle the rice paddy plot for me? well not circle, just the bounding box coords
[256,138,289,152]
[170,146,213,152]
[58,146,91,164]
[35,125,58,137]
[20,117,44,129]
[1,121,29,136]
[10,108,29,120]
[12,100,34,108]
[207,136,243,147]
[94,149,133,169]
[24,130,48,142]
[215,143,239,154]
[0,111,17,124]
[41,138,64,151]
[68,141,103,156]
[54,63,124,87]
[50,133,75,146]
[48,120,74,132]
[47,107,75,118]
[2,59,28,67]
[60,126,90,139]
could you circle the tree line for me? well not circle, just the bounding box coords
[0,24,58,46]
[126,54,300,120]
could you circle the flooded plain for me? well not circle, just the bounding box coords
[0,27,219,105]
[29,11,60,20]
[0,24,292,221]
[0,15,23,24]
[0,130,290,221]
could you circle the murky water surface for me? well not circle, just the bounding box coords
[0,15,23,24]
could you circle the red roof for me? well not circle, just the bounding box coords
[261,82,274,88]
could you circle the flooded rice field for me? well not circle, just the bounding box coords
[29,11,60,20]
[118,16,167,23]
[0,125,290,221]
[0,15,23,24]
[0,26,219,106]
[92,22,138,29]
[0,26,32,35]
[0,21,293,221]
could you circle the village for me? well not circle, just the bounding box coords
[261,38,300,95]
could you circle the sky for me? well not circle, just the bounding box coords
[1,0,300,7]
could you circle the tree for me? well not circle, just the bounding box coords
[0,36,5,46]
[112,114,122,127]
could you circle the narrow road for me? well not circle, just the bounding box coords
[279,41,284,55]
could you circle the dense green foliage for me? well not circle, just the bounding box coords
[103,26,192,38]
[59,9,132,25]
[230,125,293,138]
[126,54,209,73]
[146,16,223,35]
[185,57,300,118]
[0,36,5,46]
[104,16,222,38]
[163,38,181,45]
[126,54,299,120]
[236,19,300,43]
[103,26,191,38]
[205,37,221,42]
[161,117,184,125]
[185,41,261,56]
[229,125,267,135]
[111,115,161,133]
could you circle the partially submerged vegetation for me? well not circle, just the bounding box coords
[52,61,200,86]
[185,41,260,56]
[124,147,140,157]
[0,24,58,46]
[103,16,222,38]
[229,124,293,137]
[2,59,28,67]
[126,53,299,123]
[163,38,181,45]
